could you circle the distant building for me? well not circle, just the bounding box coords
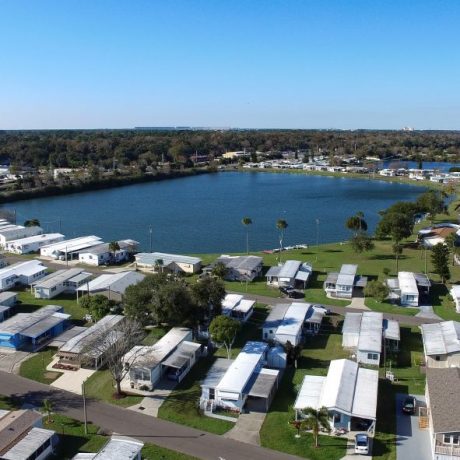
[32,268,92,299]
[221,293,255,322]
[386,271,431,306]
[0,225,43,247]
[0,260,48,291]
[265,260,312,288]
[40,235,103,260]
[324,264,367,299]
[421,321,460,368]
[205,255,263,281]
[79,240,139,266]
[5,233,65,254]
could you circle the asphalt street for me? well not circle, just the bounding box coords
[0,371,301,460]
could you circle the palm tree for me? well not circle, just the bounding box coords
[108,241,120,263]
[42,399,53,424]
[276,219,288,261]
[301,406,330,448]
[241,217,252,254]
[393,243,403,272]
[24,218,40,227]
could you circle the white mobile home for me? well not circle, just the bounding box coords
[274,303,309,346]
[5,233,65,254]
[79,239,139,266]
[324,264,367,299]
[386,271,431,306]
[0,260,47,291]
[77,271,145,302]
[294,359,379,434]
[0,292,17,307]
[40,235,103,260]
[262,304,290,342]
[135,252,202,274]
[0,225,43,247]
[71,435,144,460]
[57,315,125,369]
[265,260,312,288]
[450,285,460,313]
[33,268,92,299]
[207,255,263,281]
[123,327,197,390]
[200,341,278,413]
[221,293,255,322]
[342,312,398,365]
[421,321,460,369]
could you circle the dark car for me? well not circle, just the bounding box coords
[280,287,304,299]
[402,396,416,415]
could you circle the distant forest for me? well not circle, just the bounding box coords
[1,129,460,169]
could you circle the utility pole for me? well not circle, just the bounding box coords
[149,226,153,253]
[82,380,88,435]
[315,218,320,246]
[58,218,62,234]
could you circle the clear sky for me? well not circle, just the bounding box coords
[1,0,459,130]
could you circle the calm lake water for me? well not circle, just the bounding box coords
[381,160,458,172]
[5,172,427,253]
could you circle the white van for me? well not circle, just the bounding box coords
[354,433,369,455]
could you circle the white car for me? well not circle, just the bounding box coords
[355,433,369,455]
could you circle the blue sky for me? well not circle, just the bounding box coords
[1,0,459,129]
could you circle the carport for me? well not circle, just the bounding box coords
[245,368,279,413]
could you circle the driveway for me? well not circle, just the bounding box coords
[396,393,431,460]
[224,411,266,446]
[0,349,30,373]
[415,305,443,321]
[48,358,95,395]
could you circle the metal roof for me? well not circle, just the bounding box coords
[2,427,55,460]
[216,341,268,394]
[297,359,378,420]
[413,272,431,288]
[0,305,63,335]
[0,409,42,454]
[48,326,87,348]
[162,341,200,369]
[305,305,326,324]
[222,294,243,312]
[342,313,362,348]
[383,319,400,341]
[278,260,302,279]
[275,303,309,339]
[59,315,124,354]
[6,232,64,246]
[421,321,460,356]
[295,270,311,282]
[0,260,46,280]
[201,358,233,389]
[20,313,70,339]
[451,285,460,299]
[88,435,144,460]
[247,368,279,398]
[218,255,263,271]
[0,305,10,314]
[324,272,339,284]
[426,367,460,433]
[81,240,139,256]
[233,299,255,314]
[41,235,102,254]
[263,304,290,330]
[135,252,201,266]
[77,271,145,295]
[265,266,281,277]
[32,268,87,289]
[125,327,192,369]
[336,264,358,287]
[0,292,17,304]
[358,312,383,354]
[398,272,419,295]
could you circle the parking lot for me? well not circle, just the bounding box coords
[396,393,431,460]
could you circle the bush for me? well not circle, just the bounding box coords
[364,280,390,302]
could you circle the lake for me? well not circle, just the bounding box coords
[4,172,427,253]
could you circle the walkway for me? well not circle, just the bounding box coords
[224,412,266,446]
[346,295,370,311]
[127,380,177,417]
[0,371,301,460]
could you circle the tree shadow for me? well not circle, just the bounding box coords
[429,283,449,306]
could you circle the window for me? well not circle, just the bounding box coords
[367,353,379,361]
[435,356,441,361]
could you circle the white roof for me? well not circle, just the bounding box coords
[0,260,45,280]
[278,260,302,279]
[33,268,89,289]
[125,327,192,369]
[6,233,64,246]
[77,271,145,295]
[358,312,383,354]
[41,235,102,253]
[233,299,255,314]
[295,359,378,420]
[294,375,326,410]
[0,305,63,335]
[450,285,460,299]
[222,294,244,312]
[275,303,309,339]
[383,319,400,341]
[201,358,233,388]
[421,321,460,356]
[59,315,124,354]
[216,341,268,394]
[398,271,418,295]
[84,435,144,460]
[295,270,311,282]
[337,264,357,287]
[2,427,55,460]
[135,252,201,266]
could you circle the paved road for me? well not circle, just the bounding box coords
[230,291,442,327]
[395,393,431,460]
[0,371,301,460]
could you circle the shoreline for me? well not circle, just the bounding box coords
[0,168,211,205]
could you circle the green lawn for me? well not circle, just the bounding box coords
[14,289,87,321]
[84,369,143,408]
[365,298,419,316]
[19,348,62,384]
[44,412,198,459]
[158,356,234,435]
[260,331,349,460]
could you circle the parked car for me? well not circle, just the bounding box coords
[279,287,304,298]
[402,396,417,415]
[354,433,370,455]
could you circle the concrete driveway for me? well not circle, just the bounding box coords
[48,358,95,395]
[396,393,431,460]
[0,349,30,373]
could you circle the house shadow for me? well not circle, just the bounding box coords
[429,283,449,307]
